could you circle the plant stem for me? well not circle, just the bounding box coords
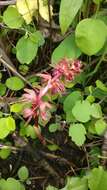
[86,49,107,84]
[94,3,100,18]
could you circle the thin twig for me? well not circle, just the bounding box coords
[0,55,34,89]
[0,0,16,6]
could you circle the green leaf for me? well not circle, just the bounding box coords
[69,124,86,146]
[49,123,60,133]
[29,31,45,46]
[72,100,91,123]
[92,88,107,100]
[62,176,88,190]
[4,178,21,190]
[0,117,16,139]
[3,6,24,29]
[88,166,107,190]
[10,103,24,113]
[64,91,82,113]
[19,64,29,75]
[18,166,29,181]
[87,120,97,134]
[0,83,6,96]
[86,95,95,103]
[66,111,76,123]
[93,0,103,4]
[0,146,11,159]
[20,124,37,139]
[7,116,16,131]
[26,125,37,139]
[0,179,6,190]
[75,18,107,55]
[16,36,38,64]
[95,119,107,135]
[47,144,59,151]
[91,103,102,119]
[6,77,24,90]
[51,34,81,64]
[59,0,83,34]
[20,184,25,190]
[64,91,82,122]
[96,80,107,92]
[47,177,88,190]
[46,185,58,190]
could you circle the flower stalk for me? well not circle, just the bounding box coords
[22,58,82,143]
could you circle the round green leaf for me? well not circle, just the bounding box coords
[26,125,37,139]
[95,119,107,135]
[51,34,81,64]
[18,166,29,181]
[91,103,102,119]
[88,166,107,190]
[4,178,21,190]
[3,6,24,29]
[0,117,16,139]
[10,103,24,113]
[64,91,82,113]
[75,18,107,55]
[72,100,91,122]
[20,184,25,190]
[69,123,86,146]
[87,121,97,135]
[86,95,95,103]
[29,31,45,46]
[6,76,24,90]
[16,36,38,64]
[0,147,11,159]
[0,83,6,96]
[0,179,6,190]
[63,91,82,122]
[64,177,88,190]
[0,118,9,139]
[49,123,60,133]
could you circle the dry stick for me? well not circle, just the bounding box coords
[0,0,16,6]
[0,55,34,89]
[47,0,53,51]
[0,46,16,69]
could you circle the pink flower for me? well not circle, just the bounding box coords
[37,73,65,94]
[53,58,81,81]
[71,60,81,74]
[52,59,69,78]
[22,88,37,102]
[22,88,52,121]
[23,108,35,118]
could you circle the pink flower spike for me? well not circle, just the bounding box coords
[37,73,52,81]
[53,58,82,82]
[39,83,52,98]
[71,60,81,73]
[23,108,34,118]
[51,79,65,94]
[53,58,69,77]
[22,88,37,102]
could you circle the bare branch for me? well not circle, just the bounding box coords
[0,0,16,6]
